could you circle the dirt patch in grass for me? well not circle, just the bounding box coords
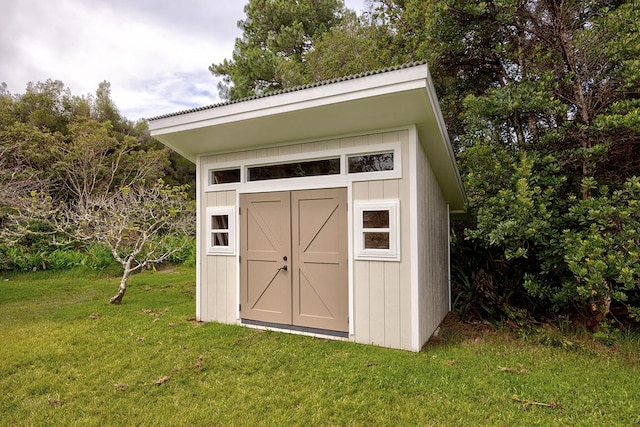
[425,312,504,348]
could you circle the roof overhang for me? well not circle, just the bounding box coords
[148,63,467,211]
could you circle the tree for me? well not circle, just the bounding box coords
[305,10,395,81]
[210,0,344,100]
[352,0,640,326]
[72,182,194,304]
[54,119,169,206]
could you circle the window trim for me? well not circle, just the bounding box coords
[206,206,236,255]
[354,199,400,261]
[203,141,402,192]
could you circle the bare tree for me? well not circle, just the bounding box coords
[73,181,194,304]
[3,180,194,303]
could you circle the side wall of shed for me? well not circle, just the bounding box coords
[416,134,451,347]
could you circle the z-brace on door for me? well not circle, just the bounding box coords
[240,188,348,333]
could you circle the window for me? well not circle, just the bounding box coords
[348,152,394,174]
[206,206,235,255]
[354,200,400,261]
[210,168,241,185]
[248,158,340,181]
[204,142,401,192]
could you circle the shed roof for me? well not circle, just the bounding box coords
[148,62,466,211]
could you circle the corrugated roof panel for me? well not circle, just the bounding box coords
[147,61,428,121]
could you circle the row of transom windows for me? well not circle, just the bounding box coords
[208,150,396,187]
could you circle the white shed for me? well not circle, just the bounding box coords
[149,62,466,351]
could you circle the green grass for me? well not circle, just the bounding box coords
[1,268,639,426]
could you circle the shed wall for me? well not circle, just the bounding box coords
[200,189,237,323]
[352,130,413,350]
[416,136,450,347]
[198,130,411,330]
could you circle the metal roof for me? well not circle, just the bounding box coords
[148,61,428,121]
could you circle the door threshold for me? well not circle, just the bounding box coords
[241,319,349,339]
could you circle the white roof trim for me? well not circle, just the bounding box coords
[149,63,467,210]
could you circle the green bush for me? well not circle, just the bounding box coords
[563,177,640,323]
[82,244,118,270]
[0,237,195,273]
[45,249,86,270]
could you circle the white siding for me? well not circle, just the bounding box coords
[196,128,452,352]
[352,130,413,350]
[416,135,450,347]
[199,184,237,324]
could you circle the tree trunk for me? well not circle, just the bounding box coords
[109,260,132,304]
[109,282,126,304]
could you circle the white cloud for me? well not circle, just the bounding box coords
[1,0,369,121]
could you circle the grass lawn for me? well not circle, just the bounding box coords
[1,267,639,426]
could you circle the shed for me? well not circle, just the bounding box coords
[148,62,466,351]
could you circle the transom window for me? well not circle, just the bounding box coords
[248,158,340,181]
[347,152,394,174]
[205,142,401,190]
[210,168,240,185]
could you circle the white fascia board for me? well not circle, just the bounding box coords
[424,73,468,208]
[149,65,431,136]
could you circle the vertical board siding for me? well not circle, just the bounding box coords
[198,152,238,323]
[417,139,450,346]
[352,130,412,350]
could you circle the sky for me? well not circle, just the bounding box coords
[1,0,369,121]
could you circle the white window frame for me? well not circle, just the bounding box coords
[206,206,236,255]
[203,141,402,192]
[354,199,400,261]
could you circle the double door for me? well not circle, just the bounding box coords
[240,188,348,332]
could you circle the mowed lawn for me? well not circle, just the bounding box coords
[1,267,639,426]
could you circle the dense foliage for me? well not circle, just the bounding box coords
[0,80,196,279]
[213,0,640,329]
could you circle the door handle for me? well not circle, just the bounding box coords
[277,264,288,272]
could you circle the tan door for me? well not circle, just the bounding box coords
[292,188,348,332]
[240,192,291,324]
[240,188,348,333]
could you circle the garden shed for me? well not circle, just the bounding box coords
[148,61,466,351]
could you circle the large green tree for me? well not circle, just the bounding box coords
[210,0,345,100]
[383,0,640,326]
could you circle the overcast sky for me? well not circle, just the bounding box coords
[1,0,368,121]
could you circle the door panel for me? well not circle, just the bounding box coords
[292,188,348,332]
[240,188,348,333]
[240,192,291,324]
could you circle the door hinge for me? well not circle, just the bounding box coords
[238,207,241,215]
[239,303,241,312]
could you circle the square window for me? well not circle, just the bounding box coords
[210,168,241,185]
[206,206,235,255]
[348,152,394,173]
[363,210,389,228]
[211,215,229,230]
[364,232,390,249]
[212,232,229,247]
[354,200,400,261]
